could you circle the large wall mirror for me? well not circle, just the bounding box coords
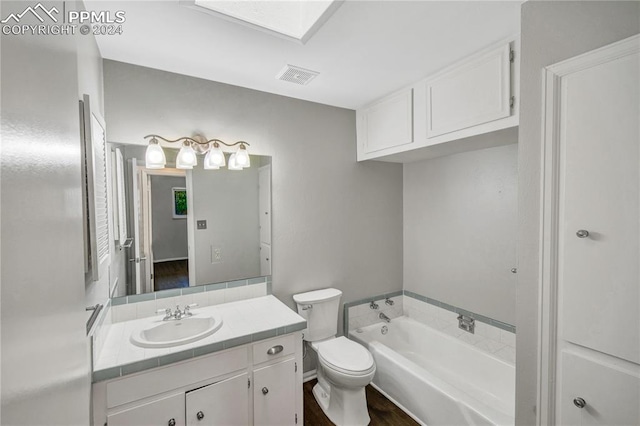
[111,143,271,296]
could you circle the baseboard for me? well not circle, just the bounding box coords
[154,257,188,263]
[303,370,317,383]
[369,382,426,426]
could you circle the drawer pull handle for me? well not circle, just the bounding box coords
[262,387,269,395]
[196,411,205,421]
[267,345,283,355]
[168,419,176,426]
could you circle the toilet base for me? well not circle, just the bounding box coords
[312,379,371,426]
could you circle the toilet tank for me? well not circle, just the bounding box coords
[293,288,342,342]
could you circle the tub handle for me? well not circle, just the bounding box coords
[267,345,284,355]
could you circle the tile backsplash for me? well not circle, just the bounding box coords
[90,277,271,366]
[345,290,516,365]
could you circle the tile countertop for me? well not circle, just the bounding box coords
[93,295,306,382]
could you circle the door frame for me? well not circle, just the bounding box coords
[537,34,640,425]
[138,167,187,293]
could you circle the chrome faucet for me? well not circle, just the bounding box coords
[157,304,198,321]
[379,312,391,323]
[385,298,394,306]
[370,301,379,310]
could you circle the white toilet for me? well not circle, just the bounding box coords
[293,288,375,426]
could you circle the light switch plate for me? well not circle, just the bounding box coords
[197,220,207,230]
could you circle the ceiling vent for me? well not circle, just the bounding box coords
[276,65,319,86]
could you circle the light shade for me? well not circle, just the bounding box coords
[176,142,197,169]
[145,139,166,169]
[235,144,250,168]
[204,143,226,169]
[227,153,243,170]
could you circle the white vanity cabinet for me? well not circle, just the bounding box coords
[356,37,519,163]
[93,332,303,426]
[185,373,249,425]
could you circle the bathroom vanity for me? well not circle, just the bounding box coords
[92,296,305,426]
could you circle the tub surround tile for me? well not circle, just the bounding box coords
[401,291,516,364]
[93,295,305,382]
[345,293,404,332]
[474,338,506,354]
[494,345,516,364]
[345,290,516,365]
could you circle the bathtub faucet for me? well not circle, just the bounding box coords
[379,312,391,323]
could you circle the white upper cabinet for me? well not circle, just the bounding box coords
[426,43,511,138]
[357,37,519,163]
[357,87,414,154]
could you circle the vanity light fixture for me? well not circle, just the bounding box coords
[144,135,251,170]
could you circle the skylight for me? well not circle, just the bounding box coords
[191,0,341,43]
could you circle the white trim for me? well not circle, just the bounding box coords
[153,257,189,263]
[302,370,317,383]
[537,33,640,426]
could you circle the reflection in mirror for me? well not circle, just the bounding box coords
[111,143,271,296]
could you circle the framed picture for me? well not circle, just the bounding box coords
[172,187,187,218]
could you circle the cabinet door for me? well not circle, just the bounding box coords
[253,358,296,426]
[108,393,185,426]
[426,43,511,138]
[360,88,413,154]
[185,373,249,426]
[558,352,639,425]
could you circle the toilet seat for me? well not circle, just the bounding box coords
[317,337,375,376]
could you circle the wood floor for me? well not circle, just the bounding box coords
[303,379,419,426]
[153,260,189,291]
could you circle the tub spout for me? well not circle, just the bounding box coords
[379,312,391,323]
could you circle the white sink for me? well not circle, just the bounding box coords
[130,313,223,348]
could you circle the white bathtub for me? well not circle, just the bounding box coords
[350,316,514,426]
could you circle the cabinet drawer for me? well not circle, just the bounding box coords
[253,334,296,365]
[107,346,248,408]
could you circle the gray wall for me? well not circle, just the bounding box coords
[404,144,518,325]
[191,161,261,285]
[103,60,404,328]
[0,1,101,423]
[517,1,640,424]
[150,175,188,262]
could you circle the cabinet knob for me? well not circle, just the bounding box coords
[196,411,205,420]
[573,397,587,409]
[262,387,269,395]
[168,419,176,426]
[576,229,590,238]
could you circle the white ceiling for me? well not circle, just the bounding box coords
[90,1,521,109]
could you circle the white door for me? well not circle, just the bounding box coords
[253,358,296,426]
[542,35,640,425]
[185,372,249,426]
[131,160,150,294]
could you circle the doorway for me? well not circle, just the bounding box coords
[129,164,189,294]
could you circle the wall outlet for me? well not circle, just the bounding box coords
[212,247,222,263]
[197,220,207,230]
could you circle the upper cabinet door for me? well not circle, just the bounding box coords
[426,44,511,138]
[360,88,413,154]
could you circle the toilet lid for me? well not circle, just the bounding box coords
[318,337,374,373]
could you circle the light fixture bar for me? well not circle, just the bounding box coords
[143,134,251,171]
